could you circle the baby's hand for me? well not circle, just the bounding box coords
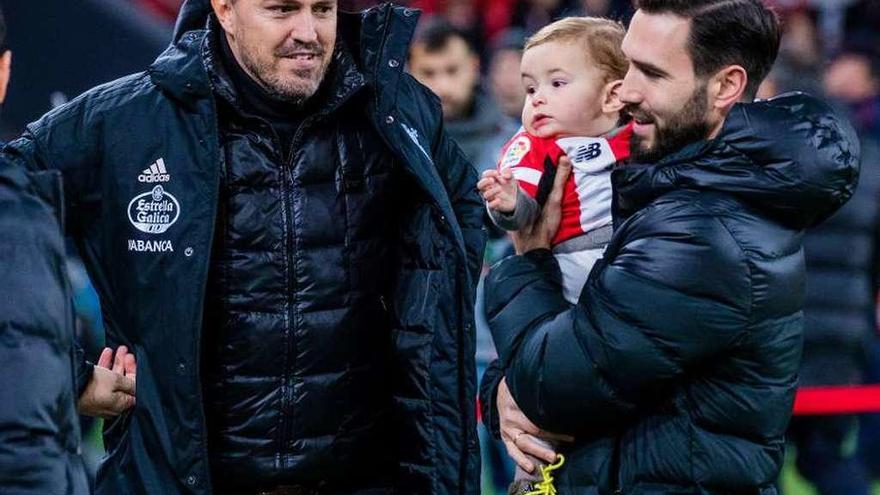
[478,169,518,213]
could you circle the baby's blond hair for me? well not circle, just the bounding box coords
[525,17,628,84]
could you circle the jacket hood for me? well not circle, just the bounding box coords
[613,92,861,228]
[151,0,419,104]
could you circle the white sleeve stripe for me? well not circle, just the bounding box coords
[512,168,542,186]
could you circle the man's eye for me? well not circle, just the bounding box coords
[551,80,567,88]
[315,5,333,14]
[270,5,295,13]
[525,86,536,94]
[641,68,662,80]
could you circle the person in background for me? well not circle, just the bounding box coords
[782,45,880,495]
[477,28,528,173]
[488,28,528,125]
[769,6,823,96]
[821,46,880,483]
[1,3,134,491]
[823,47,880,140]
[409,16,509,166]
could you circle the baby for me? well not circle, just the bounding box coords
[480,17,632,305]
[477,17,632,494]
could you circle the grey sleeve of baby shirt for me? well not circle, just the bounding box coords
[487,187,540,231]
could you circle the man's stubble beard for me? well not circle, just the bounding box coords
[629,81,713,163]
[239,42,331,106]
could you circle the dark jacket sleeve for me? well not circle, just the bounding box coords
[2,99,103,397]
[0,163,89,494]
[479,359,505,439]
[484,203,751,433]
[431,121,487,291]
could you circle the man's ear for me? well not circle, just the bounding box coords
[211,0,236,35]
[710,65,748,109]
[601,79,625,115]
[0,51,11,105]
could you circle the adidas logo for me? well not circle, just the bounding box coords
[137,158,170,183]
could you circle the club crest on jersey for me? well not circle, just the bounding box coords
[500,136,531,169]
[127,185,180,234]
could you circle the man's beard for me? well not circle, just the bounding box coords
[627,82,713,163]
[240,40,330,106]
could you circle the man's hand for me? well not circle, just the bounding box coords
[497,378,574,473]
[77,346,137,418]
[510,156,572,254]
[478,169,519,213]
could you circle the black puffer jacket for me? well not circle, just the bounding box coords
[3,2,485,494]
[0,161,89,494]
[481,93,859,494]
[199,18,405,490]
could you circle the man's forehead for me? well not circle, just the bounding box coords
[623,10,693,72]
[411,38,473,64]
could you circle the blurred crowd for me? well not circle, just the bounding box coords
[9,0,880,493]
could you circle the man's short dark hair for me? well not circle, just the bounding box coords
[636,0,781,99]
[411,16,474,55]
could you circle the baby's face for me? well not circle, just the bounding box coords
[521,41,611,138]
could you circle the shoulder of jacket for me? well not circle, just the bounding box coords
[29,71,157,134]
[396,73,441,114]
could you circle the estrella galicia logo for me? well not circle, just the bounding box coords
[127,185,180,234]
[574,142,602,162]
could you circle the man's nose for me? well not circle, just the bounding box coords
[289,12,319,44]
[619,69,642,105]
[434,75,455,99]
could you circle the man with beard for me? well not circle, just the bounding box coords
[478,0,861,493]
[2,0,485,493]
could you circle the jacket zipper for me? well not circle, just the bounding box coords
[279,119,313,457]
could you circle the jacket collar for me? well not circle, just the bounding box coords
[612,92,860,228]
[201,16,366,117]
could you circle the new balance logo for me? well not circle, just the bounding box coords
[573,143,602,162]
[137,158,171,183]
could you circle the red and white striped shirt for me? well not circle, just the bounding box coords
[496,123,633,246]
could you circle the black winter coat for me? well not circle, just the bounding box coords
[3,3,485,494]
[0,161,90,494]
[480,93,859,494]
